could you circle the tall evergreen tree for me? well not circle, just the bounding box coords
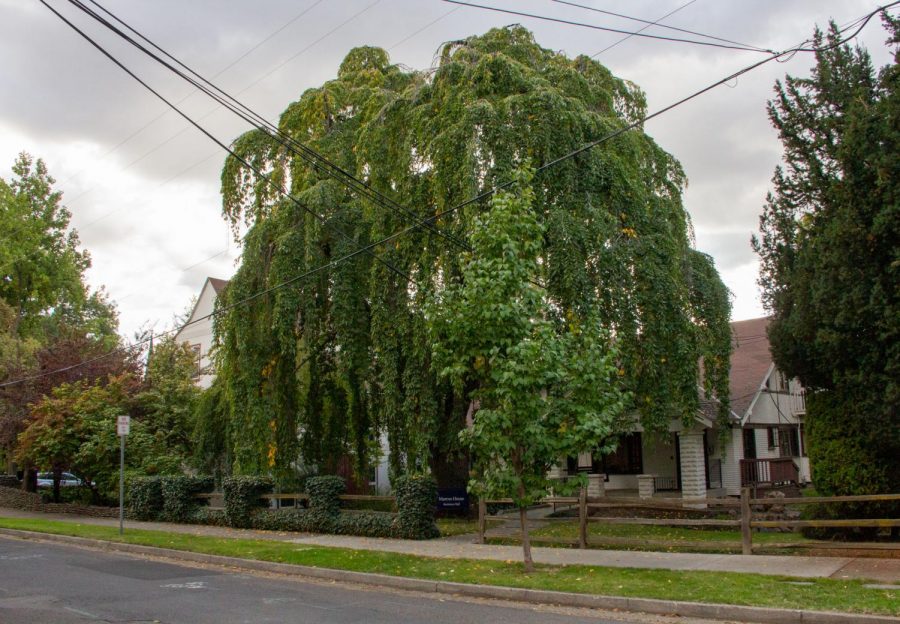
[753,18,900,495]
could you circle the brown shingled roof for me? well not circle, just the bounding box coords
[728,317,773,419]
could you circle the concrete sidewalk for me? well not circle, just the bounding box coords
[1,506,897,583]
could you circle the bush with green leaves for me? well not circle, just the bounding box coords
[223,475,273,528]
[127,476,163,520]
[394,474,439,539]
[160,476,214,523]
[305,475,345,517]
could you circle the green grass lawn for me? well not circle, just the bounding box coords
[0,516,894,616]
[436,517,501,537]
[532,520,810,547]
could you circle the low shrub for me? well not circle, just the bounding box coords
[224,476,273,528]
[128,476,164,521]
[335,510,395,537]
[161,476,214,523]
[394,474,439,539]
[191,507,228,527]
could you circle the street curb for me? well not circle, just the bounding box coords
[0,528,895,624]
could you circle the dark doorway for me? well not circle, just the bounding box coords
[743,428,757,459]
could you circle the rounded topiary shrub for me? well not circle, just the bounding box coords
[394,474,439,539]
[128,476,164,521]
[223,476,273,528]
[161,476,215,523]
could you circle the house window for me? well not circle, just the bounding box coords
[767,427,778,449]
[190,344,202,378]
[778,427,800,457]
[597,433,643,474]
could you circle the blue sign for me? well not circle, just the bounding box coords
[436,488,469,510]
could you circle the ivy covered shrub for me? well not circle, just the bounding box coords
[306,475,345,517]
[128,476,164,521]
[224,475,273,528]
[335,511,396,537]
[394,474,439,539]
[161,476,214,523]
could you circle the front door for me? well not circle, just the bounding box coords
[743,428,757,459]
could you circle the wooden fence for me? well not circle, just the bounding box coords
[476,490,900,554]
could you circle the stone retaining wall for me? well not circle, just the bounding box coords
[0,485,118,518]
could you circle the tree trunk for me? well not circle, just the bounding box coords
[518,504,534,572]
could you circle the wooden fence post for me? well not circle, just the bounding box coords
[477,497,487,544]
[578,486,588,549]
[740,487,752,555]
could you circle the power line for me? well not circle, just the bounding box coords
[39,0,418,289]
[550,0,770,54]
[443,0,773,53]
[591,0,699,57]
[6,1,894,389]
[74,0,471,255]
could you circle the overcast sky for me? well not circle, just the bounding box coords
[1,0,895,338]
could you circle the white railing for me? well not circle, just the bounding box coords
[790,389,806,415]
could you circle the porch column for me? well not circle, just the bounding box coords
[678,431,707,508]
[587,473,605,498]
[637,474,655,499]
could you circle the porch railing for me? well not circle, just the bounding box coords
[790,389,806,415]
[740,457,798,487]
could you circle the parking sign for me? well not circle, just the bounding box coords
[117,415,130,436]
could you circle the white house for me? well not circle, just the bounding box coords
[173,277,227,389]
[552,317,810,500]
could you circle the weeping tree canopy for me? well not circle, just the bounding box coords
[212,26,731,482]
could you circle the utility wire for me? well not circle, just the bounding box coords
[551,0,771,53]
[6,1,894,389]
[443,0,773,53]
[591,0,699,57]
[74,0,471,255]
[39,0,417,288]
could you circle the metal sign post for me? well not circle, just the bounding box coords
[117,415,130,535]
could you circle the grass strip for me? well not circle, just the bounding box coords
[0,516,894,616]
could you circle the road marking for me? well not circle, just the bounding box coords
[0,554,44,560]
[161,581,207,589]
[64,606,102,619]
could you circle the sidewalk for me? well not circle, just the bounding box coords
[1,506,897,583]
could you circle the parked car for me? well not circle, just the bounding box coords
[36,472,87,488]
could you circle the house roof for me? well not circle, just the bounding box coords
[728,317,773,419]
[208,277,229,295]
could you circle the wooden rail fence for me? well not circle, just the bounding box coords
[476,489,900,554]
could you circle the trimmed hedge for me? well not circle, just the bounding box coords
[394,474,439,539]
[128,476,163,520]
[161,476,214,523]
[224,475,273,528]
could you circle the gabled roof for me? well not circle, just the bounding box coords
[208,277,229,295]
[729,317,774,419]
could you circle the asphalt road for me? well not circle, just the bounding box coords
[0,536,638,624]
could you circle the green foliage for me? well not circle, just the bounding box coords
[753,19,900,496]
[212,26,732,482]
[128,476,163,521]
[138,337,202,464]
[393,474,439,539]
[305,475,345,518]
[0,152,116,343]
[191,380,231,480]
[160,476,213,523]
[428,170,628,507]
[223,475,273,528]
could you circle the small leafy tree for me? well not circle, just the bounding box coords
[429,168,628,571]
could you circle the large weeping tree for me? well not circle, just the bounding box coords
[212,27,731,482]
